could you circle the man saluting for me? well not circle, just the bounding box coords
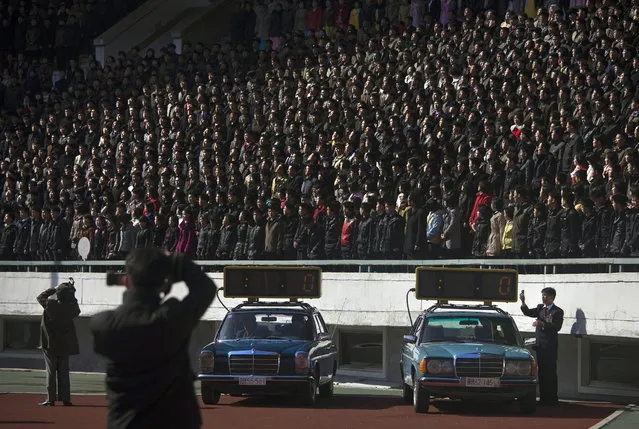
[520,287,564,406]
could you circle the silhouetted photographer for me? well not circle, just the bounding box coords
[90,248,217,429]
[37,279,80,407]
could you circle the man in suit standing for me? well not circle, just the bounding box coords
[520,287,564,406]
[37,280,81,406]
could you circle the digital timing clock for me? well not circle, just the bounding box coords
[223,266,322,299]
[415,267,518,302]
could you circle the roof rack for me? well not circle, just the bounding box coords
[232,301,315,312]
[424,303,508,315]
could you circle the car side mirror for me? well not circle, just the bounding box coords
[524,337,536,348]
[318,333,331,342]
[403,335,417,344]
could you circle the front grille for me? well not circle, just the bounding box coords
[455,354,504,378]
[229,351,280,375]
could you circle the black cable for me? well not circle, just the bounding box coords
[406,288,416,326]
[217,287,229,312]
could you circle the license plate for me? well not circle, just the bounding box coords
[238,377,267,386]
[465,377,500,388]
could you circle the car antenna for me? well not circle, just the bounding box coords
[329,295,350,341]
[406,288,415,326]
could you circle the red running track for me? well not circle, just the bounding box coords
[0,393,621,429]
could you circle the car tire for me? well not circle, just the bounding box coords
[402,382,412,404]
[201,383,221,405]
[302,378,317,406]
[413,379,429,413]
[519,392,537,414]
[318,379,334,399]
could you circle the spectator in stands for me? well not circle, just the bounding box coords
[91,215,107,260]
[486,198,506,258]
[323,200,341,259]
[425,199,443,259]
[471,204,491,258]
[13,205,30,260]
[264,202,284,259]
[579,198,598,258]
[217,214,237,260]
[512,187,533,259]
[135,216,154,249]
[246,208,266,260]
[501,205,515,258]
[196,213,213,260]
[544,192,562,259]
[559,192,581,258]
[380,198,404,260]
[403,190,425,260]
[469,181,493,233]
[528,203,547,259]
[442,193,461,258]
[176,207,197,257]
[609,194,628,257]
[0,211,17,260]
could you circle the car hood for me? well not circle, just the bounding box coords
[421,342,531,359]
[203,340,311,356]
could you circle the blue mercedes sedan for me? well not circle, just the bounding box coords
[400,304,537,414]
[198,301,338,406]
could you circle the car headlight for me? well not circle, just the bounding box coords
[423,359,454,375]
[200,351,214,373]
[504,360,532,376]
[295,351,309,374]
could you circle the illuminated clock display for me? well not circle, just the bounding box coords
[415,267,518,302]
[223,266,322,299]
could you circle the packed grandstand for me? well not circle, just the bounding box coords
[0,0,638,262]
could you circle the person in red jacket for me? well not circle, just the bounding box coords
[468,180,493,232]
[335,0,350,31]
[176,207,197,257]
[340,200,358,259]
[307,0,323,32]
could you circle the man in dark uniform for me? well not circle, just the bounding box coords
[37,280,80,406]
[90,248,217,429]
[520,287,564,406]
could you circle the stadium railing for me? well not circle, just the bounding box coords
[0,258,638,274]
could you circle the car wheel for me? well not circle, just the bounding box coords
[201,383,221,405]
[519,392,537,414]
[302,378,317,406]
[413,378,429,413]
[402,382,412,404]
[318,379,334,399]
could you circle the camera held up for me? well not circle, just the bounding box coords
[106,250,181,295]
[106,272,127,286]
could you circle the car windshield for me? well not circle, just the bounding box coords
[421,316,520,346]
[217,312,314,341]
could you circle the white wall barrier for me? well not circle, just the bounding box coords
[1,271,638,338]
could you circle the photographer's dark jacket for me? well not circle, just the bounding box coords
[37,288,80,356]
[90,258,216,429]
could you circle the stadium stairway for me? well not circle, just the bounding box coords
[93,0,237,64]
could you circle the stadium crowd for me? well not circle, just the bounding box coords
[0,0,638,263]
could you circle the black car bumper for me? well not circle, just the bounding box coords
[418,376,536,400]
[198,374,314,396]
